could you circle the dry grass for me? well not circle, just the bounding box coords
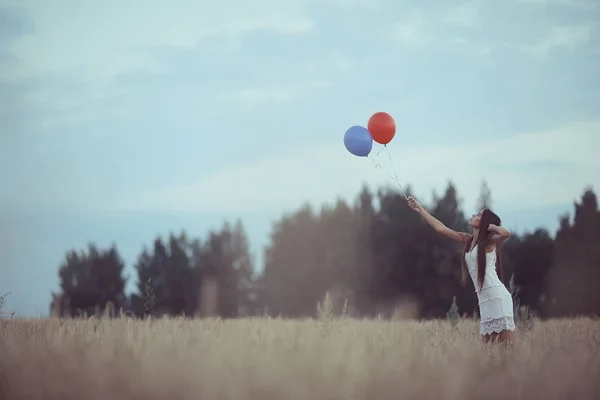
[1,316,600,400]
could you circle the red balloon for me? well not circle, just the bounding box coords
[367,112,396,145]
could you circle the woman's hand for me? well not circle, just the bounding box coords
[487,224,505,234]
[488,224,511,241]
[487,224,500,233]
[407,196,422,212]
[408,195,466,243]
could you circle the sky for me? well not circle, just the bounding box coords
[1,0,599,317]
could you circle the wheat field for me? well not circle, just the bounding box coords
[1,316,599,400]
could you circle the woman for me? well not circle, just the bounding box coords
[407,196,515,344]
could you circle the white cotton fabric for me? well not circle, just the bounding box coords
[465,246,516,335]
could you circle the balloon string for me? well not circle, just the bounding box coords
[368,153,408,200]
[384,144,403,194]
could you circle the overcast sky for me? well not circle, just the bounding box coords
[1,0,599,316]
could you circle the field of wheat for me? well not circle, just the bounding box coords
[1,316,599,400]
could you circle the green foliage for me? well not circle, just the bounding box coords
[446,296,460,329]
[50,180,600,322]
[143,278,156,317]
[544,189,600,318]
[128,223,256,318]
[476,180,493,211]
[316,291,348,337]
[509,273,535,332]
[317,291,334,321]
[0,292,9,315]
[54,244,127,318]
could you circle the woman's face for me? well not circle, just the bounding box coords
[468,210,483,228]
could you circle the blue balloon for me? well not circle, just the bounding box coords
[344,125,373,157]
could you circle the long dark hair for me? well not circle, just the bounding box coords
[461,209,503,289]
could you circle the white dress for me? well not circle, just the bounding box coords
[465,245,516,335]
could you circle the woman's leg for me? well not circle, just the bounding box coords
[483,333,496,344]
[498,329,515,343]
[483,329,514,345]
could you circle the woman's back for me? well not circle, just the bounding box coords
[464,246,504,294]
[465,245,513,328]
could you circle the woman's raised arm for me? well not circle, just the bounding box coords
[407,196,468,243]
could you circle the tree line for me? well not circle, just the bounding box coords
[50,181,600,320]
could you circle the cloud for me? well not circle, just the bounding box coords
[389,1,597,58]
[0,0,320,130]
[0,7,34,41]
[303,51,354,74]
[515,0,598,8]
[521,24,596,55]
[391,2,484,46]
[19,80,134,129]
[439,1,480,28]
[0,7,32,75]
[327,0,382,9]
[389,3,488,53]
[219,80,332,110]
[390,13,429,46]
[118,120,600,214]
[0,0,315,83]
